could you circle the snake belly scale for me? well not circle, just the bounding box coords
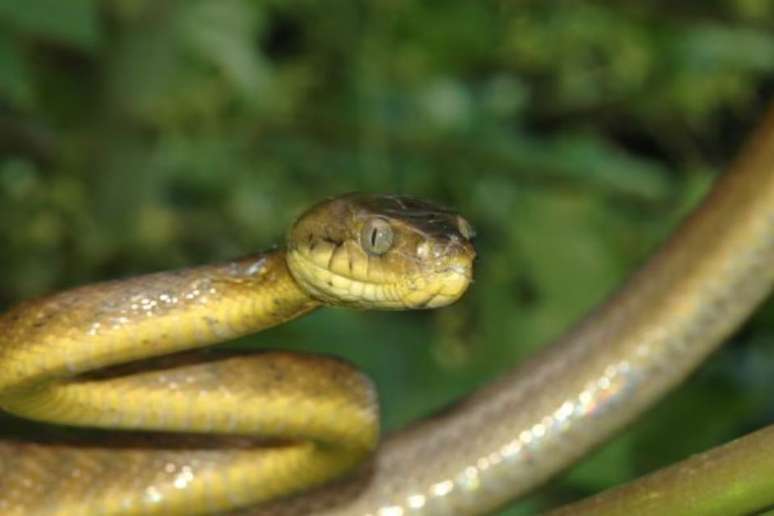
[0,194,476,515]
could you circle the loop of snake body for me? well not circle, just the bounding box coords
[1,106,774,516]
[0,194,476,515]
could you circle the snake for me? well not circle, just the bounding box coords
[0,104,773,516]
[0,193,476,515]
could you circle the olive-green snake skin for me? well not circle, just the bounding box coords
[1,104,773,515]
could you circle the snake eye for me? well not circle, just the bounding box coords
[361,218,393,255]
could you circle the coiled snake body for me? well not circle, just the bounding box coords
[1,106,774,516]
[0,194,476,515]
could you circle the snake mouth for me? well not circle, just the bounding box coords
[403,266,473,309]
[286,242,474,310]
[286,245,385,305]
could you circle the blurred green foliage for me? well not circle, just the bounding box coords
[0,1,773,514]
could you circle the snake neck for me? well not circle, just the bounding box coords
[0,250,320,396]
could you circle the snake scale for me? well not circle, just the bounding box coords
[1,104,774,515]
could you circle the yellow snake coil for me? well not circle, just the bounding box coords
[0,194,476,515]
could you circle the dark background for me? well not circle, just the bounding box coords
[0,1,773,514]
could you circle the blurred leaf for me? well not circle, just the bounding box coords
[676,25,774,72]
[0,0,100,50]
[0,33,31,107]
[494,132,671,201]
[179,0,272,106]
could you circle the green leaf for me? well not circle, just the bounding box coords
[0,32,32,107]
[179,0,271,103]
[0,0,100,51]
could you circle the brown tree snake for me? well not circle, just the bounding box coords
[0,105,773,515]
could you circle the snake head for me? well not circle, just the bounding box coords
[286,193,476,309]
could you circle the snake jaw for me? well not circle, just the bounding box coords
[286,244,474,310]
[286,193,476,310]
[402,265,473,308]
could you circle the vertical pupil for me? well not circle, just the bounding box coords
[370,228,379,247]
